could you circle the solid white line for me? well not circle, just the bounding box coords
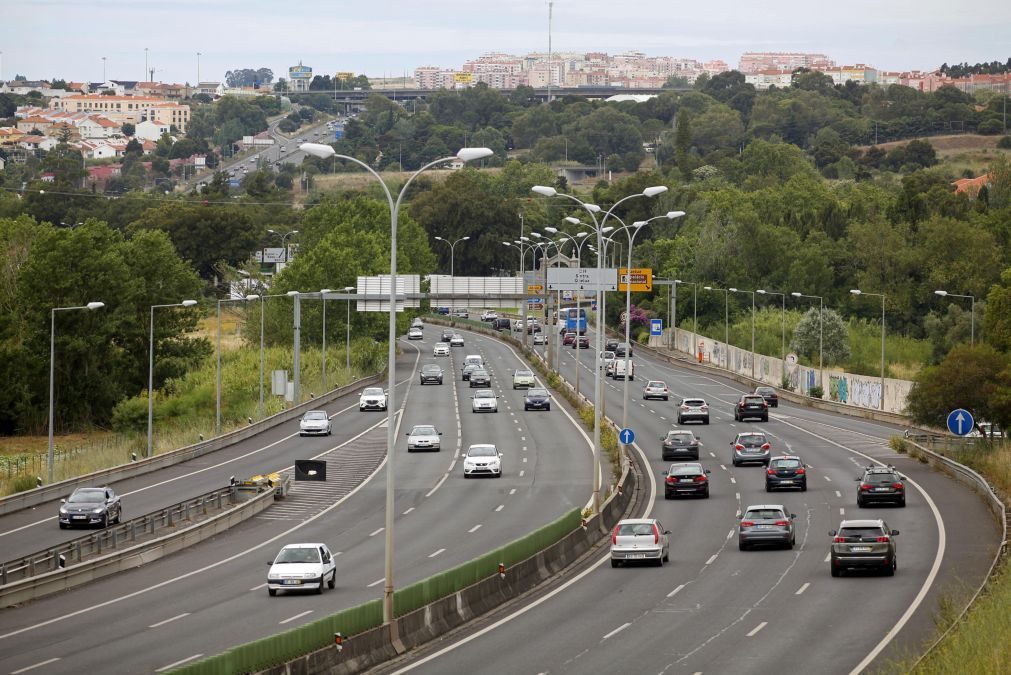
[468,524,482,533]
[519,470,525,477]
[735,492,740,501]
[249,583,268,591]
[796,582,811,595]
[425,472,450,498]
[824,553,831,563]
[602,622,632,640]
[403,507,415,515]
[709,452,716,458]
[367,578,385,588]
[746,621,768,637]
[11,658,60,674]
[495,505,504,512]
[155,655,202,673]
[148,612,191,628]
[509,488,517,495]
[705,554,718,565]
[429,548,446,558]
[369,528,384,537]
[719,464,727,471]
[726,529,734,540]
[824,475,832,482]
[666,584,686,598]
[279,610,314,625]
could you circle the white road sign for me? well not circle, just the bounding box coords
[547,267,618,291]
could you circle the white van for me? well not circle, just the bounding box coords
[610,359,635,381]
[464,355,483,368]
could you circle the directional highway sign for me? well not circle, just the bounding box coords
[547,267,618,291]
[946,408,975,436]
[650,319,663,336]
[618,428,635,445]
[618,268,653,292]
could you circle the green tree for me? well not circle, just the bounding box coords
[906,344,1011,431]
[985,267,1011,351]
[675,109,692,180]
[790,307,850,364]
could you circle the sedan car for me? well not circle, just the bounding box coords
[575,335,590,349]
[471,389,499,413]
[754,386,779,408]
[661,429,702,461]
[663,462,711,499]
[605,339,619,352]
[433,343,450,357]
[469,368,491,387]
[734,394,769,422]
[441,330,454,343]
[524,387,551,411]
[766,455,807,491]
[480,311,499,322]
[359,387,388,411]
[643,380,670,401]
[533,333,547,345]
[614,342,633,358]
[732,431,772,466]
[610,518,670,567]
[299,410,331,436]
[407,327,423,340]
[676,398,709,425]
[266,543,337,595]
[452,308,469,318]
[406,424,442,451]
[59,486,121,529]
[738,505,796,550]
[462,363,480,381]
[512,369,536,389]
[449,334,465,347]
[526,322,542,334]
[562,332,577,346]
[419,364,443,385]
[463,444,502,477]
[856,465,907,507]
[829,519,900,576]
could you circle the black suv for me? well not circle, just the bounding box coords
[663,462,711,499]
[766,455,807,491]
[614,342,633,357]
[856,466,907,507]
[754,386,779,407]
[492,317,511,331]
[734,394,769,422]
[661,430,702,461]
[419,364,443,385]
[605,339,619,352]
[469,369,491,387]
[440,330,454,343]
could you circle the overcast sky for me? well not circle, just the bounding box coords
[5,0,1009,84]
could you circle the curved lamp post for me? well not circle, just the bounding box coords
[851,289,886,410]
[434,235,470,276]
[934,289,975,345]
[729,287,756,379]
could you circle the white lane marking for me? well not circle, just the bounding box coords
[429,548,446,558]
[796,583,811,595]
[495,505,505,512]
[730,477,736,484]
[726,529,734,540]
[824,475,832,482]
[719,464,727,471]
[840,508,845,516]
[249,581,268,591]
[824,553,831,563]
[148,613,191,628]
[746,621,768,637]
[279,610,314,625]
[403,507,415,515]
[835,491,841,498]
[367,578,385,588]
[11,658,61,674]
[705,554,718,565]
[509,488,517,495]
[602,622,631,640]
[735,492,740,501]
[425,472,450,498]
[468,524,482,533]
[667,584,686,598]
[519,470,525,477]
[369,528,384,537]
[709,452,716,458]
[155,655,203,673]
[522,457,528,463]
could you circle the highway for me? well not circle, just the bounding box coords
[375,323,1001,674]
[0,323,594,675]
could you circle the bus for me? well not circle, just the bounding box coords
[557,307,587,335]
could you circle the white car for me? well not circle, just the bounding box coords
[512,320,525,332]
[512,370,536,389]
[411,317,424,330]
[299,410,331,436]
[642,380,670,401]
[533,334,547,345]
[463,444,502,477]
[267,543,337,595]
[599,350,615,370]
[450,334,465,347]
[359,387,388,411]
[610,518,670,567]
[471,389,499,413]
[406,424,442,451]
[480,310,498,322]
[452,308,469,318]
[433,343,450,356]
[407,327,423,340]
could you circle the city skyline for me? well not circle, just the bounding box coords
[5,0,1009,84]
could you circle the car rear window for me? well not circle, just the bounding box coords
[617,522,655,536]
[864,473,898,484]
[838,527,885,540]
[647,381,665,387]
[744,509,784,520]
[756,387,775,395]
[666,432,694,443]
[743,396,765,404]
[738,434,767,444]
[670,465,703,476]
[683,399,705,406]
[771,458,801,469]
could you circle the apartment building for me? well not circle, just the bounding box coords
[745,70,795,90]
[49,95,190,132]
[738,52,834,73]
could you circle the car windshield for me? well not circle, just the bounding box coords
[362,388,384,396]
[772,458,802,469]
[744,509,785,520]
[468,445,497,457]
[647,381,665,388]
[666,432,694,443]
[838,527,886,540]
[452,334,462,340]
[474,390,495,399]
[422,365,441,372]
[515,371,533,377]
[274,547,321,564]
[864,472,899,484]
[527,389,548,397]
[756,387,775,395]
[670,464,704,476]
[738,434,767,444]
[617,522,655,536]
[683,399,705,407]
[303,411,327,420]
[68,489,106,503]
[601,351,614,359]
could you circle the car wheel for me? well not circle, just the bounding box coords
[831,565,841,578]
[732,459,740,467]
[100,514,108,528]
[801,483,807,492]
[268,588,277,596]
[703,489,710,499]
[738,541,748,551]
[857,497,866,508]
[899,498,906,507]
[611,559,620,568]
[316,578,324,594]
[328,570,336,589]
[59,522,67,529]
[704,418,710,425]
[734,413,739,421]
[884,559,896,576]
[299,432,305,437]
[114,509,121,524]
[665,492,673,500]
[545,404,551,411]
[524,405,529,411]
[765,484,772,492]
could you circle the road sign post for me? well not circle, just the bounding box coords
[650,319,663,337]
[946,408,975,436]
[618,427,635,445]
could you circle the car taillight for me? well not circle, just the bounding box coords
[893,483,904,490]
[694,475,707,483]
[761,443,771,450]
[876,536,890,542]
[796,468,806,475]
[701,405,708,410]
[762,402,768,408]
[860,483,873,491]
[680,404,688,410]
[612,526,619,545]
[833,536,846,543]
[735,444,745,451]
[666,476,675,484]
[652,523,660,545]
[767,468,775,475]
[740,521,755,527]
[774,520,789,527]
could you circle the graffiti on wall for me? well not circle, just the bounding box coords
[829,375,849,403]
[806,369,816,392]
[850,379,882,409]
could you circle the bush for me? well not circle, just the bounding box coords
[809,385,824,399]
[11,474,38,493]
[998,135,1011,149]
[978,119,1004,135]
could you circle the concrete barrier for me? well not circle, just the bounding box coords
[0,374,381,517]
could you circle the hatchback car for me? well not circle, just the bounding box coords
[605,339,619,352]
[463,444,502,477]
[661,429,702,460]
[830,519,900,576]
[299,410,331,436]
[614,342,633,357]
[59,486,121,529]
[856,466,907,507]
[452,308,469,318]
[524,388,551,411]
[663,462,711,499]
[359,387,388,411]
[754,386,779,407]
[599,350,616,371]
[732,431,772,466]
[643,380,670,401]
[734,394,769,422]
[512,370,536,389]
[575,335,590,349]
[676,398,709,425]
[526,322,542,334]
[449,334,465,347]
[562,332,577,346]
[471,389,499,413]
[266,543,337,595]
[766,455,807,491]
[406,424,442,451]
[407,327,423,340]
[469,368,491,387]
[411,317,424,330]
[441,330,454,343]
[610,518,670,567]
[738,505,796,550]
[433,343,450,357]
[533,333,547,345]
[462,363,480,381]
[419,364,443,385]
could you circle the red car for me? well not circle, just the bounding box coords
[562,332,577,346]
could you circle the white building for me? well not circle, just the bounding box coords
[135,119,171,141]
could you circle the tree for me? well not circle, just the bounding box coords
[790,307,850,364]
[985,267,1011,352]
[224,68,273,88]
[121,122,135,137]
[675,109,692,180]
[906,344,1011,431]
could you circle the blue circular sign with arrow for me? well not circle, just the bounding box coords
[619,427,635,445]
[946,408,975,437]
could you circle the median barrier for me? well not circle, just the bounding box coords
[0,374,382,517]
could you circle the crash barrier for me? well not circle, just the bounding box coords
[0,374,381,517]
[0,484,276,607]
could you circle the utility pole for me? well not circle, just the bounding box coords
[547,1,553,103]
[145,47,149,82]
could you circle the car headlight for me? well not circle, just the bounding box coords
[92,507,105,514]
[268,573,280,580]
[59,507,67,514]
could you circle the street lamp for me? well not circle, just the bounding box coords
[216,294,257,434]
[48,301,105,483]
[757,290,786,366]
[851,289,886,410]
[934,290,975,345]
[344,286,356,370]
[729,288,756,379]
[251,291,299,420]
[546,226,592,399]
[319,289,332,391]
[504,236,542,349]
[530,233,564,373]
[673,280,699,358]
[302,141,493,624]
[703,286,729,369]
[148,300,198,457]
[433,235,470,276]
[267,229,299,263]
[791,292,824,373]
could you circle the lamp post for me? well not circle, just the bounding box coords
[546,225,591,399]
[216,294,257,434]
[729,288,756,379]
[433,235,470,276]
[344,286,356,370]
[48,301,105,483]
[673,280,698,356]
[703,286,729,369]
[757,289,786,366]
[504,235,538,348]
[267,229,299,263]
[252,291,299,420]
[934,290,975,345]
[851,289,886,410]
[302,141,493,624]
[791,292,824,373]
[148,300,198,457]
[530,234,563,373]
[319,288,332,391]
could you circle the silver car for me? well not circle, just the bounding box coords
[738,504,796,550]
[829,519,900,577]
[731,431,772,466]
[407,327,423,340]
[471,389,499,413]
[610,518,670,567]
[299,410,331,436]
[406,424,441,452]
[642,380,670,400]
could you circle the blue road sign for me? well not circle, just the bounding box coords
[527,297,542,304]
[946,408,975,436]
[619,427,635,445]
[650,319,663,337]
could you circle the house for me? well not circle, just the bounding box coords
[953,174,990,198]
[79,140,120,159]
[196,82,224,97]
[135,119,171,141]
[18,135,60,152]
[76,115,122,139]
[86,164,123,189]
